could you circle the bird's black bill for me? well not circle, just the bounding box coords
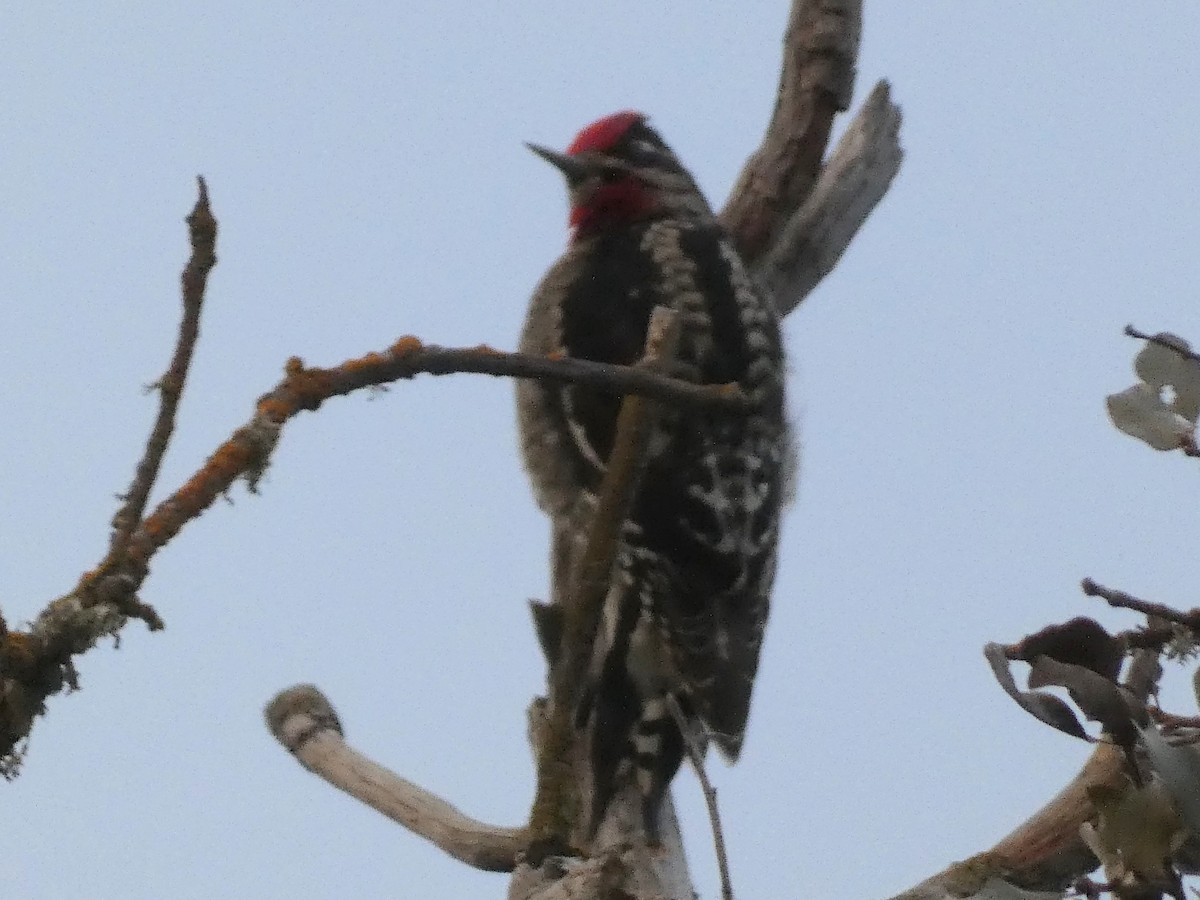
[525,142,589,185]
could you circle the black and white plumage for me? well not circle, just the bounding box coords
[517,111,788,839]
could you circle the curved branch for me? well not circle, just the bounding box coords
[1083,578,1200,632]
[0,325,742,771]
[109,337,743,579]
[1126,324,1200,366]
[890,746,1123,900]
[265,684,526,873]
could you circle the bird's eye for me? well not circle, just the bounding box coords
[600,167,626,183]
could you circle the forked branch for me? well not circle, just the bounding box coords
[0,240,742,775]
[720,0,902,315]
[721,0,861,266]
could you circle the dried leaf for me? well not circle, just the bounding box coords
[1111,331,1200,453]
[984,643,1090,741]
[1134,333,1200,423]
[1027,655,1144,746]
[1107,383,1192,451]
[1011,617,1124,681]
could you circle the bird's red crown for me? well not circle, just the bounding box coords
[566,111,646,156]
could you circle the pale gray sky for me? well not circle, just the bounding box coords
[4,4,1200,898]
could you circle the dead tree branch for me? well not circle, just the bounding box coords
[758,79,904,315]
[889,747,1127,900]
[0,178,221,776]
[525,307,682,859]
[889,630,1173,899]
[667,694,733,900]
[109,176,217,560]
[266,684,526,872]
[721,0,860,266]
[0,263,741,776]
[720,0,902,315]
[1082,578,1200,632]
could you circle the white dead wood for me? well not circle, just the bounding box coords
[265,684,526,873]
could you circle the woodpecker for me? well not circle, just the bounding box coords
[517,111,788,840]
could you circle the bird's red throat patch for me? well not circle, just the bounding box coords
[569,181,656,232]
[564,110,656,235]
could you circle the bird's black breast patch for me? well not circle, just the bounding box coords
[557,227,662,475]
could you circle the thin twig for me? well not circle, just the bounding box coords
[526,306,683,858]
[109,177,217,559]
[1081,578,1200,632]
[666,695,733,900]
[262,340,746,411]
[265,684,526,872]
[1125,325,1200,366]
[1122,625,1177,653]
[108,338,737,579]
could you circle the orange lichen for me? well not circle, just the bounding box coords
[126,439,261,561]
[470,343,501,355]
[546,350,567,361]
[136,514,168,543]
[256,396,295,421]
[389,336,424,357]
[342,351,389,373]
[168,444,248,504]
[284,356,306,376]
[205,441,256,476]
[286,367,336,407]
[75,557,123,597]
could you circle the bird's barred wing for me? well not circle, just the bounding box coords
[631,223,788,758]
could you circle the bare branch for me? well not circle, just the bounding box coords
[526,306,683,856]
[890,746,1128,899]
[717,0,902,316]
[758,79,904,314]
[265,684,526,873]
[508,835,692,900]
[109,177,217,559]
[720,0,861,265]
[666,695,732,900]
[1082,578,1200,632]
[0,255,741,775]
[0,181,224,773]
[85,338,740,608]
